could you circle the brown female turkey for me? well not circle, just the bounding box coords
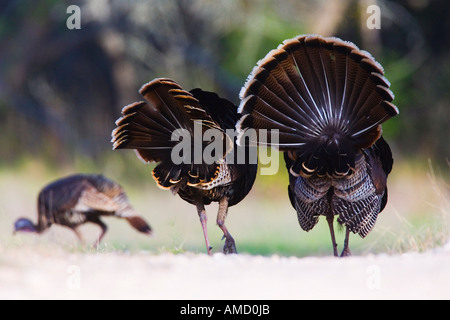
[14,174,152,247]
[237,34,399,256]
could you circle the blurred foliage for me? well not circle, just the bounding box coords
[0,0,449,175]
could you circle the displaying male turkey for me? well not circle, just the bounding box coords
[237,34,399,256]
[14,174,152,247]
[111,78,257,255]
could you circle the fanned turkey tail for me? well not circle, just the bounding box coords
[111,78,230,191]
[237,35,399,178]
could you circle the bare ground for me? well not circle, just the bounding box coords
[1,242,449,300]
[1,162,449,300]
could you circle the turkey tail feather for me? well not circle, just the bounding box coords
[125,216,152,235]
[111,78,228,190]
[238,34,399,177]
[111,79,197,162]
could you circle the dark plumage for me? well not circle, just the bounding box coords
[111,78,257,255]
[237,34,399,256]
[14,174,152,247]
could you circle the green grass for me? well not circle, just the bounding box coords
[0,158,448,257]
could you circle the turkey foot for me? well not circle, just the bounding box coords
[340,228,352,257]
[217,197,237,254]
[222,234,237,254]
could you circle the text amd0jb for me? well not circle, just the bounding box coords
[180,304,270,317]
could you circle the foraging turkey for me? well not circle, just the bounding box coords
[111,78,257,255]
[14,174,152,247]
[237,34,399,256]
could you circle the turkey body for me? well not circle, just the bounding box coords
[237,34,398,256]
[112,79,257,255]
[14,174,152,247]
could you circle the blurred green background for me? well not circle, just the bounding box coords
[0,0,448,256]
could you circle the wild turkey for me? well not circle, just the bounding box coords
[111,78,257,255]
[13,174,152,247]
[237,34,399,256]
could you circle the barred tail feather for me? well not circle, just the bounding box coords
[237,34,399,177]
[111,78,227,190]
[111,79,196,162]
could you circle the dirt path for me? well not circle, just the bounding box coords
[1,243,449,300]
